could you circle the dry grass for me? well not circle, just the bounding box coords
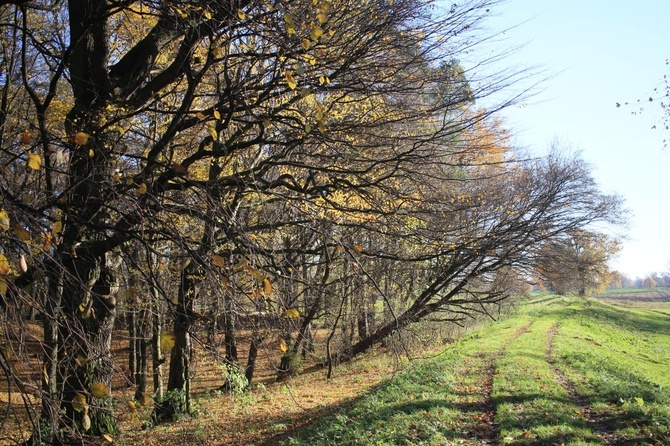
[1,321,437,445]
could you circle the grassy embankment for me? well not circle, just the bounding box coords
[282,295,670,445]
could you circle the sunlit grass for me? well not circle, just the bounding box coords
[283,295,670,445]
[552,300,670,444]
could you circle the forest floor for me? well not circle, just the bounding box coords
[2,291,670,445]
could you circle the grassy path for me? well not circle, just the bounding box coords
[281,296,670,445]
[545,322,619,445]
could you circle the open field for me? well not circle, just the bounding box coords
[595,288,670,311]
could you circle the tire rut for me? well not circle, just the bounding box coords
[469,322,534,445]
[546,323,628,446]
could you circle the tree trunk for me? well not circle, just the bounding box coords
[59,254,117,435]
[38,263,62,443]
[135,303,149,401]
[223,294,238,363]
[128,297,137,386]
[245,335,260,385]
[151,294,164,400]
[148,255,165,400]
[357,310,370,340]
[159,262,197,419]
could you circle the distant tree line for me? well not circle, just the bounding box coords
[607,271,670,289]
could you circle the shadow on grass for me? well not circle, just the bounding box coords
[260,379,602,445]
[260,396,468,445]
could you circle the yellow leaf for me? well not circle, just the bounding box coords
[88,149,95,158]
[0,252,8,275]
[139,392,152,407]
[90,382,110,398]
[318,13,327,24]
[301,38,311,50]
[42,232,51,250]
[250,267,265,281]
[237,8,246,20]
[160,332,176,352]
[283,308,300,318]
[213,109,221,120]
[102,434,114,443]
[20,130,31,145]
[310,26,323,41]
[0,209,9,232]
[82,413,91,431]
[207,124,218,140]
[52,220,63,236]
[134,183,147,196]
[233,258,249,271]
[196,111,206,120]
[212,254,225,267]
[0,278,6,295]
[3,345,12,360]
[279,340,287,352]
[203,10,212,20]
[304,123,311,133]
[352,245,363,254]
[263,278,272,296]
[284,14,295,33]
[285,71,297,90]
[174,6,188,19]
[12,223,30,242]
[74,132,90,146]
[127,400,137,411]
[71,393,88,413]
[27,152,41,170]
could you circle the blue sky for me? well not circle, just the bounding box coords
[449,0,670,278]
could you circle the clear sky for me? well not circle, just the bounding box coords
[444,0,670,279]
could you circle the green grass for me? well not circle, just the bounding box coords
[553,302,670,444]
[493,303,600,445]
[281,296,670,445]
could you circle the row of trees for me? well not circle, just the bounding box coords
[607,272,670,289]
[0,0,624,442]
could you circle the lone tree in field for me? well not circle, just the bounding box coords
[0,0,625,442]
[534,228,621,296]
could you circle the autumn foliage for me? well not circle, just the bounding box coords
[0,0,624,443]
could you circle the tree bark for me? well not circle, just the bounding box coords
[160,262,197,418]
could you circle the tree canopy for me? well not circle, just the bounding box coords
[0,0,624,442]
